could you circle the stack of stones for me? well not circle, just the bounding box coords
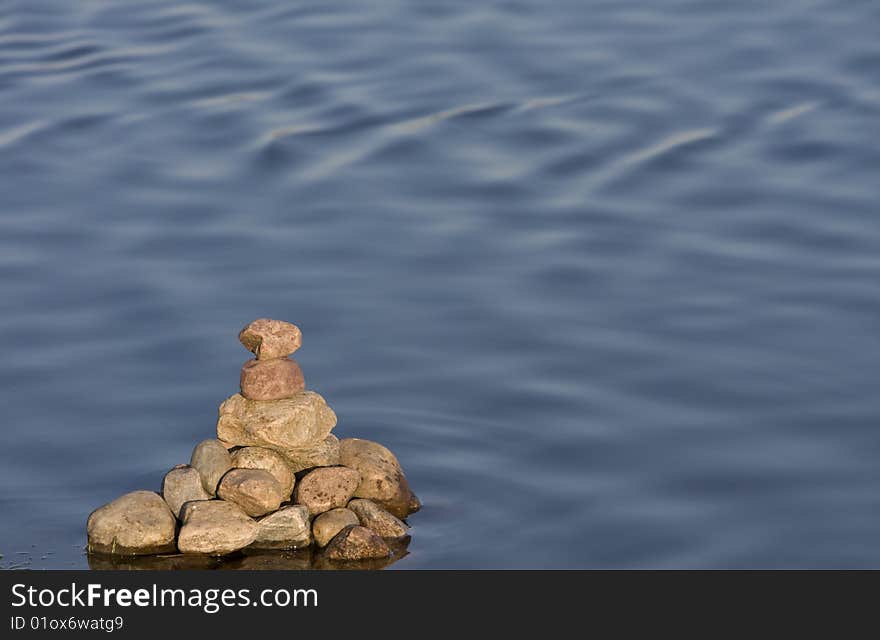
[87,319,420,563]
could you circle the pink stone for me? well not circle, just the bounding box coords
[240,357,305,401]
[239,318,302,360]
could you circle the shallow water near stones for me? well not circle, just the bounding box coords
[87,537,412,571]
[2,1,880,569]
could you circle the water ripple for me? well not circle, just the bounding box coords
[1,0,879,569]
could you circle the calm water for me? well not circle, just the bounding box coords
[1,0,879,569]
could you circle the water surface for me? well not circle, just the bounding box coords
[1,0,880,569]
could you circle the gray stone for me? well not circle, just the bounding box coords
[87,491,177,555]
[312,508,359,547]
[348,498,409,538]
[324,525,391,561]
[217,391,336,451]
[251,505,311,550]
[231,447,295,498]
[217,468,283,517]
[294,466,360,516]
[177,500,258,555]
[279,434,340,473]
[190,439,232,496]
[162,465,211,519]
[339,438,420,519]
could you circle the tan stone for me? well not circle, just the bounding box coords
[239,318,302,360]
[240,357,305,401]
[348,498,409,538]
[252,505,311,550]
[294,466,360,516]
[279,434,341,473]
[312,508,359,547]
[87,491,177,555]
[217,392,336,450]
[231,447,295,498]
[324,525,391,561]
[177,500,258,555]
[190,439,232,496]
[162,465,211,519]
[339,438,420,519]
[217,468,283,517]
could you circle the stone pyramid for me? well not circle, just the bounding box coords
[87,319,420,562]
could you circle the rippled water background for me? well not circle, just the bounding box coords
[1,0,879,569]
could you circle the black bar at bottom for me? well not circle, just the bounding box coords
[0,570,874,635]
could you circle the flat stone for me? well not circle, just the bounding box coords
[239,318,302,360]
[251,505,311,550]
[162,465,211,519]
[294,466,360,516]
[87,491,177,555]
[279,434,341,473]
[240,357,305,401]
[217,468,284,517]
[339,438,421,519]
[231,447,295,498]
[177,500,258,555]
[312,508,359,547]
[190,439,232,496]
[217,391,336,451]
[324,525,391,561]
[348,499,409,538]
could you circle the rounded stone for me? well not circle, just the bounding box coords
[312,508,359,547]
[252,505,311,550]
[190,439,233,496]
[339,438,420,519]
[240,357,305,401]
[162,465,211,519]
[177,500,258,555]
[217,391,336,451]
[294,466,361,516]
[324,525,391,561]
[217,468,284,517]
[231,447,295,498]
[87,491,177,555]
[347,499,409,538]
[239,318,302,360]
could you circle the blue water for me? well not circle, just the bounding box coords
[1,0,879,569]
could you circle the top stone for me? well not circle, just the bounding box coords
[239,319,302,360]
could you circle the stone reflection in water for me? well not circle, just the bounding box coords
[88,536,411,571]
